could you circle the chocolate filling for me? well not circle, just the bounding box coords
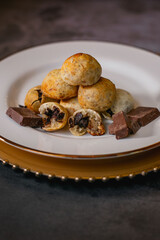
[73,113,89,128]
[74,113,83,125]
[44,107,64,124]
[78,117,89,128]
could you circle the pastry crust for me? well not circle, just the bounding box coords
[78,77,116,112]
[24,85,57,113]
[39,102,68,131]
[41,69,78,100]
[60,97,82,116]
[102,88,135,119]
[61,53,102,86]
[68,109,105,136]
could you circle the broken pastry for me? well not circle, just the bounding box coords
[61,53,102,86]
[60,97,82,116]
[102,88,135,119]
[78,77,116,112]
[68,109,105,136]
[41,69,78,100]
[39,102,68,131]
[24,85,57,113]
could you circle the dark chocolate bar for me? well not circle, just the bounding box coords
[127,107,160,127]
[6,107,43,127]
[109,111,140,139]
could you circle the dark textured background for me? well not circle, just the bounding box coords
[0,0,160,239]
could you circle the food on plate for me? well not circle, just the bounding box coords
[102,88,135,119]
[39,102,68,131]
[78,77,116,112]
[6,107,43,127]
[127,106,160,127]
[41,69,78,100]
[24,85,57,113]
[68,109,105,136]
[6,52,160,139]
[60,97,82,116]
[109,111,140,139]
[61,53,102,86]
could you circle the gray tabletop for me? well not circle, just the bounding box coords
[0,1,160,239]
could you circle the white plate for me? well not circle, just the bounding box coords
[0,41,159,159]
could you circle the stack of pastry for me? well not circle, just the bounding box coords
[24,53,135,136]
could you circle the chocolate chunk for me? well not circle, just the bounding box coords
[79,117,89,128]
[52,107,60,118]
[74,113,89,128]
[74,113,83,125]
[56,112,65,121]
[6,107,43,127]
[115,127,130,139]
[109,111,140,139]
[44,108,54,118]
[109,111,130,139]
[127,107,160,126]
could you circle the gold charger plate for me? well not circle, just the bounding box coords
[0,140,159,181]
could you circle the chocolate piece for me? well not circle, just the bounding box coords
[109,111,140,139]
[115,127,130,139]
[74,113,83,125]
[6,107,43,127]
[73,113,89,128]
[109,111,130,139]
[79,117,89,128]
[127,107,160,127]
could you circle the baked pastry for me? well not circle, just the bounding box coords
[68,109,105,136]
[102,89,135,119]
[60,97,82,116]
[39,102,68,131]
[41,69,78,100]
[61,53,102,86]
[24,85,57,113]
[78,77,116,112]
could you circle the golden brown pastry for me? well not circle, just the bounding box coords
[60,97,82,116]
[24,85,57,113]
[78,77,116,112]
[61,53,102,86]
[41,69,78,100]
[102,88,135,119]
[39,102,68,131]
[68,109,105,136]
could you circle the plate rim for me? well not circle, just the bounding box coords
[0,40,160,159]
